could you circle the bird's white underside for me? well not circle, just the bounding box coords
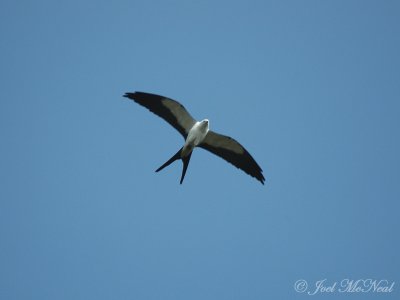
[182,119,209,157]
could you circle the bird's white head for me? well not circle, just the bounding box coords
[201,119,209,129]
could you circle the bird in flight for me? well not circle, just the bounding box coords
[123,92,265,185]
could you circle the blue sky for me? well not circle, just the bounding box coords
[1,0,399,299]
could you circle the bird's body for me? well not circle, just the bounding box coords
[182,120,209,157]
[124,92,265,185]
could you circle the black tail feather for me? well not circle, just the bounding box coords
[155,148,182,173]
[180,152,192,184]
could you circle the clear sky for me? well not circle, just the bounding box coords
[1,0,399,299]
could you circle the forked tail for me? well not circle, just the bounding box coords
[155,147,193,184]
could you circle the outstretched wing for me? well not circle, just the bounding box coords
[199,131,265,184]
[124,92,196,138]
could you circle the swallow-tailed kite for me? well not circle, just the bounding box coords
[123,92,265,185]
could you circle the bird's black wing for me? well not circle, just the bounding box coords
[199,131,265,184]
[124,92,196,138]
